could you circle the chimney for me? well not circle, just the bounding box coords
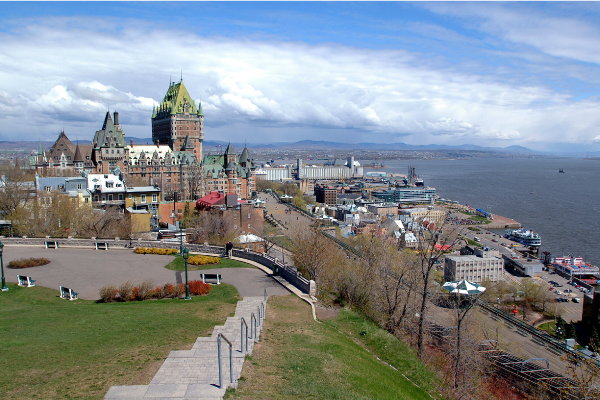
[130,139,133,147]
[114,111,119,126]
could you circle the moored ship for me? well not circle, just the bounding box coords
[505,228,541,248]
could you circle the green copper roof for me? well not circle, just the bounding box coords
[93,112,127,149]
[156,80,201,117]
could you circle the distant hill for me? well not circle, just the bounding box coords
[0,138,540,156]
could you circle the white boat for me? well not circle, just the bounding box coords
[505,228,541,247]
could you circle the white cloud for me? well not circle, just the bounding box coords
[0,15,599,151]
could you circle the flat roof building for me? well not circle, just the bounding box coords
[445,247,504,283]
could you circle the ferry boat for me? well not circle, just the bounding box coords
[505,228,541,248]
[552,256,600,279]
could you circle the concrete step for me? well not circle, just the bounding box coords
[104,383,227,399]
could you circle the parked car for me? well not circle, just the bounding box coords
[573,298,581,303]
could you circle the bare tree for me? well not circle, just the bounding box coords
[413,211,460,359]
[291,222,339,282]
[190,209,233,245]
[184,163,203,200]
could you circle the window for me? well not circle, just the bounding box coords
[85,198,89,203]
[108,194,113,201]
[94,195,99,201]
[118,194,123,201]
[77,183,82,190]
[141,194,146,203]
[152,194,157,202]
[129,194,132,199]
[102,195,106,202]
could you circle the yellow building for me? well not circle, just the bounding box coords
[125,186,161,232]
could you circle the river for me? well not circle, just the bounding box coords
[364,157,600,266]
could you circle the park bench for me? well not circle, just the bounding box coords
[17,275,35,287]
[95,242,109,250]
[201,273,222,285]
[60,286,78,300]
[45,241,58,249]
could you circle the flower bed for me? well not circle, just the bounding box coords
[99,279,211,302]
[134,247,179,255]
[188,255,221,266]
[7,257,50,269]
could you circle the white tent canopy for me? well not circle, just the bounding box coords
[442,279,486,296]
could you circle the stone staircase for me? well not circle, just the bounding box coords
[105,296,267,400]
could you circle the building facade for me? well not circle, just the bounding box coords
[34,79,255,201]
[444,247,505,283]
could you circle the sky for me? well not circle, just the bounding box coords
[1,2,600,153]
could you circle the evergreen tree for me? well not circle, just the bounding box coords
[566,321,576,341]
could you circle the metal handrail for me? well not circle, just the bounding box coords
[257,305,262,326]
[240,317,248,354]
[251,312,257,341]
[217,333,233,388]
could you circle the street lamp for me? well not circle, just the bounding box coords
[556,326,563,341]
[0,241,8,291]
[179,220,184,256]
[183,248,191,300]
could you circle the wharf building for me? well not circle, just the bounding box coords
[32,79,256,201]
[444,246,505,283]
[256,156,363,181]
[373,187,437,204]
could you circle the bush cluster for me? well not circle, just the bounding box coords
[134,247,179,255]
[98,279,211,302]
[7,257,50,269]
[188,255,221,266]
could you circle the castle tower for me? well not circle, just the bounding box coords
[92,111,128,174]
[152,79,204,159]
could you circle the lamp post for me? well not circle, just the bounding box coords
[0,241,8,291]
[179,220,184,256]
[183,248,191,300]
[556,326,563,341]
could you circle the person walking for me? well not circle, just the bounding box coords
[226,241,233,258]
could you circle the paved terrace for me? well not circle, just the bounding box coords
[2,245,289,299]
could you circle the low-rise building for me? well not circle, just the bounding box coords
[444,247,505,283]
[88,173,125,206]
[367,203,398,217]
[314,184,337,205]
[373,187,437,204]
[125,186,161,231]
[399,207,446,226]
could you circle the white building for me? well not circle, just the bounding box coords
[88,173,125,205]
[444,247,504,283]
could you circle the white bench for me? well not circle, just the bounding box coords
[95,242,109,250]
[60,286,78,300]
[17,275,36,287]
[201,273,222,285]
[45,241,58,249]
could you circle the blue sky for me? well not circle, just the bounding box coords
[1,2,600,153]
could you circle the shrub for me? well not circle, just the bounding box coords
[188,280,211,296]
[132,287,139,301]
[118,281,134,302]
[137,280,154,300]
[188,255,221,266]
[151,286,163,299]
[7,257,50,269]
[174,283,186,297]
[134,247,180,256]
[161,283,175,298]
[99,285,118,302]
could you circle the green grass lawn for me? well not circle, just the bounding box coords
[226,295,442,400]
[164,255,254,271]
[0,282,240,400]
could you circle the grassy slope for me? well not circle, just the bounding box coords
[164,256,254,271]
[227,295,441,400]
[0,283,240,400]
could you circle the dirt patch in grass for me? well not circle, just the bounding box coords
[314,303,341,320]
